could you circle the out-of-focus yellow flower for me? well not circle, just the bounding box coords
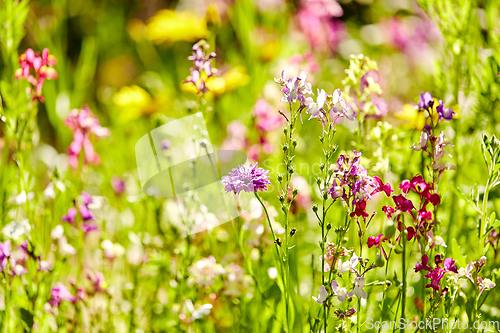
[127,19,147,41]
[146,10,209,44]
[113,85,166,118]
[394,104,426,130]
[205,4,221,31]
[181,67,250,97]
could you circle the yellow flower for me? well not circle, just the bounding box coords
[146,10,209,44]
[394,104,426,130]
[113,85,166,118]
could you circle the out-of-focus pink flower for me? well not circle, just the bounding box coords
[221,121,247,151]
[64,106,109,169]
[296,1,346,54]
[112,176,126,195]
[253,99,284,132]
[61,207,77,225]
[0,241,12,272]
[15,48,57,102]
[49,283,76,307]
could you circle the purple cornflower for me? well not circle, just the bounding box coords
[49,283,76,307]
[221,163,271,194]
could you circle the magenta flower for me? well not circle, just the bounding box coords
[372,176,393,197]
[367,234,386,248]
[79,204,94,221]
[0,241,11,272]
[15,48,57,102]
[415,255,430,272]
[49,283,77,307]
[82,223,99,233]
[221,163,271,194]
[392,194,414,212]
[61,207,77,225]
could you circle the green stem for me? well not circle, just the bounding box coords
[401,217,407,333]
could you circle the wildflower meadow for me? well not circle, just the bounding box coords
[1,0,500,332]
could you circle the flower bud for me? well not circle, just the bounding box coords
[394,245,403,254]
[312,204,318,213]
[375,254,385,267]
[326,223,332,230]
[292,188,298,196]
[282,145,288,152]
[384,223,396,239]
[290,228,297,237]
[277,174,283,182]
[292,139,297,147]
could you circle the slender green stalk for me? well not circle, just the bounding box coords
[401,216,407,333]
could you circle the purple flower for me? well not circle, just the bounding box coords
[417,91,434,110]
[49,283,76,307]
[82,223,99,233]
[436,100,456,121]
[61,207,77,225]
[185,40,217,93]
[81,191,93,205]
[275,70,312,106]
[221,163,271,194]
[330,89,355,121]
[79,204,94,221]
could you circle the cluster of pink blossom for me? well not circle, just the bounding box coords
[61,192,98,233]
[64,106,110,169]
[15,48,57,102]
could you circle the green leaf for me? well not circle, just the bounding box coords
[20,308,33,329]
[451,239,467,268]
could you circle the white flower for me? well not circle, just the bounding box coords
[306,89,326,119]
[58,236,76,256]
[411,131,428,151]
[267,267,278,280]
[483,278,496,289]
[101,239,126,259]
[349,277,367,299]
[331,280,348,302]
[312,285,328,304]
[331,89,355,120]
[44,183,56,200]
[3,219,31,240]
[51,225,64,240]
[339,253,360,274]
[434,236,447,247]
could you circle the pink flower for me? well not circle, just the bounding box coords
[111,176,126,195]
[253,99,283,132]
[64,106,109,169]
[49,283,76,307]
[61,207,77,225]
[15,48,57,102]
